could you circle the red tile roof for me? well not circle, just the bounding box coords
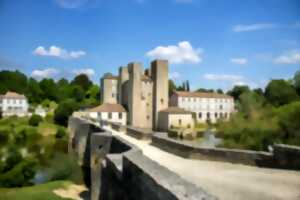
[88,103,126,113]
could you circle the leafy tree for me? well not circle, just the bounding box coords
[71,85,85,102]
[39,79,58,101]
[186,80,190,91]
[196,88,214,93]
[29,114,43,126]
[71,74,92,90]
[54,99,79,126]
[57,78,69,88]
[217,89,224,94]
[294,70,300,95]
[227,85,250,100]
[265,79,298,106]
[0,70,28,94]
[168,79,177,97]
[27,78,42,103]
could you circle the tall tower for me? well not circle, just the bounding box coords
[128,62,143,127]
[151,60,169,130]
[118,66,129,105]
[100,73,118,104]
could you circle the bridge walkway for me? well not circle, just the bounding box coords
[103,126,300,200]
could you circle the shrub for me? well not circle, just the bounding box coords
[29,114,43,126]
[168,130,178,138]
[0,158,38,187]
[55,127,66,139]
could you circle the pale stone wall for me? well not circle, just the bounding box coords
[118,66,129,105]
[171,95,235,123]
[158,112,194,131]
[98,112,127,126]
[101,78,118,104]
[140,80,153,128]
[151,60,169,130]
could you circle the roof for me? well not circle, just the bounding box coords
[160,107,193,114]
[88,103,126,113]
[1,91,26,99]
[173,91,233,99]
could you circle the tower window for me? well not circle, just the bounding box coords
[108,113,112,119]
[160,98,164,104]
[198,112,202,118]
[119,113,122,119]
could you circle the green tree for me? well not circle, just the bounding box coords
[71,74,92,90]
[294,70,300,95]
[27,78,42,103]
[168,79,177,97]
[54,99,79,126]
[217,89,224,94]
[71,85,85,102]
[227,85,250,100]
[186,80,190,91]
[39,79,58,101]
[0,70,28,94]
[265,79,298,106]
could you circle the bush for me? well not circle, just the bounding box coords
[168,130,178,138]
[0,158,38,187]
[29,114,43,126]
[55,127,66,139]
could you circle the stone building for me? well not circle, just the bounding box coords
[100,60,169,130]
[170,91,235,123]
[158,107,194,131]
[0,91,29,117]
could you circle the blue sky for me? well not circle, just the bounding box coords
[0,0,299,90]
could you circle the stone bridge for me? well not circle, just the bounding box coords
[68,117,300,200]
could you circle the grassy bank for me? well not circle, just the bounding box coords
[0,181,72,200]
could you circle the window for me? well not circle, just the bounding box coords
[160,98,164,104]
[147,115,150,120]
[207,112,210,119]
[179,119,182,125]
[118,113,122,119]
[198,112,202,119]
[108,113,112,119]
[219,105,223,110]
[112,93,115,98]
[225,113,228,118]
[220,113,223,118]
[215,112,218,118]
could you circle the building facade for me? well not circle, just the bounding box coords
[100,60,169,130]
[170,91,235,123]
[0,91,29,117]
[158,107,194,131]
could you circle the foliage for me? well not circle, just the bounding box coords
[55,127,66,139]
[168,79,177,97]
[227,85,250,100]
[0,158,38,187]
[265,79,299,106]
[54,99,79,126]
[47,153,83,184]
[294,70,300,95]
[29,114,43,126]
[71,74,92,90]
[0,70,28,94]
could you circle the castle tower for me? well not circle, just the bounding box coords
[128,62,143,127]
[151,60,169,130]
[118,66,129,105]
[100,73,118,104]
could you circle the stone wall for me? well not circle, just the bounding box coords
[69,117,216,200]
[152,132,300,170]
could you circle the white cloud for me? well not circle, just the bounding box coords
[72,68,95,77]
[230,58,248,65]
[203,74,244,82]
[233,23,276,32]
[170,71,181,80]
[54,0,89,9]
[31,68,59,79]
[33,46,86,59]
[146,41,202,64]
[273,50,300,64]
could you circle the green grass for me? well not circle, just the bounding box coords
[0,181,72,200]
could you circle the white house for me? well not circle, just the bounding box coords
[158,107,194,131]
[170,91,235,123]
[87,103,127,125]
[34,105,47,117]
[0,91,29,117]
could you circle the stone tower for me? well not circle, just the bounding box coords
[100,73,118,104]
[151,60,169,130]
[128,62,142,127]
[118,66,129,105]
